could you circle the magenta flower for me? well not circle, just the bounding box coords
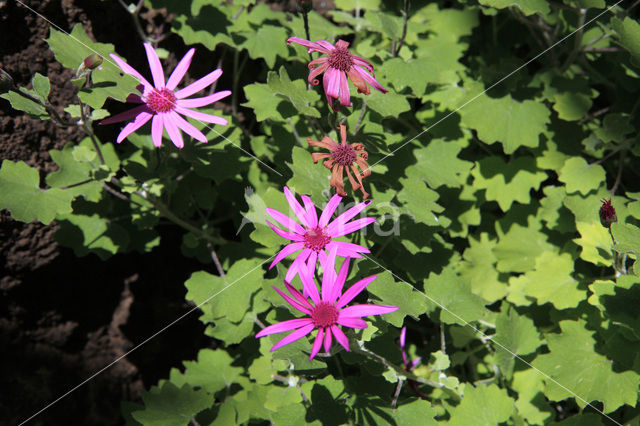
[101,43,231,148]
[266,187,375,283]
[286,37,387,111]
[256,247,398,360]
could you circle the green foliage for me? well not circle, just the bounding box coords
[0,160,73,224]
[4,0,640,424]
[46,24,139,108]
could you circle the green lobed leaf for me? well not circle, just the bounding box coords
[169,349,243,394]
[471,156,546,211]
[0,160,73,225]
[286,146,330,202]
[494,222,554,273]
[522,252,584,309]
[423,266,486,326]
[404,139,473,189]
[364,271,429,327]
[185,259,264,324]
[612,17,640,63]
[532,320,640,412]
[558,157,605,195]
[267,66,321,118]
[478,0,550,16]
[494,304,542,377]
[46,24,139,108]
[240,25,289,68]
[460,93,550,154]
[448,384,514,425]
[132,382,212,426]
[31,72,50,102]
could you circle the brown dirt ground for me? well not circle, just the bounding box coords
[0,1,209,424]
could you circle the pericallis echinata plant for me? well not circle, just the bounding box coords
[4,0,640,424]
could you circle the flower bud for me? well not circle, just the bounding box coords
[83,54,103,70]
[0,68,14,94]
[297,0,313,13]
[600,198,617,228]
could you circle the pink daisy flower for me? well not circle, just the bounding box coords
[286,37,387,111]
[256,246,398,360]
[100,43,231,148]
[266,187,375,283]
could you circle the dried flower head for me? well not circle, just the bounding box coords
[308,124,371,199]
[600,198,617,228]
[286,37,387,111]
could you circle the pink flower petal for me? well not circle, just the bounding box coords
[151,114,164,147]
[266,220,304,241]
[354,66,387,93]
[286,249,311,283]
[300,195,318,228]
[326,241,369,257]
[175,69,223,99]
[323,326,333,353]
[116,110,152,143]
[175,106,228,125]
[315,40,337,52]
[318,194,342,227]
[335,275,377,309]
[300,265,321,305]
[331,325,350,351]
[109,53,152,90]
[170,110,207,143]
[329,257,351,304]
[269,242,305,270]
[287,37,331,54]
[143,43,165,88]
[99,104,149,125]
[352,56,374,73]
[339,304,398,318]
[162,112,184,148]
[338,71,352,107]
[176,90,231,108]
[330,217,376,238]
[323,67,341,99]
[308,61,329,86]
[256,318,312,338]
[265,208,305,235]
[274,286,312,315]
[321,245,339,302]
[284,282,314,311]
[400,326,407,348]
[270,323,316,351]
[310,328,324,360]
[166,48,195,90]
[337,317,368,329]
[284,187,310,228]
[326,200,372,235]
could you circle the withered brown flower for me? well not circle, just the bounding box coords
[308,124,371,199]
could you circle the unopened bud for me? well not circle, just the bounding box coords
[83,54,103,70]
[297,0,313,13]
[0,68,14,94]
[600,198,617,228]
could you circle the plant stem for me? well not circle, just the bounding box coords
[10,85,73,127]
[287,118,304,146]
[207,242,225,277]
[393,0,410,57]
[561,8,586,72]
[118,0,147,43]
[353,99,367,135]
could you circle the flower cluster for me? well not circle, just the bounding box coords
[102,38,397,360]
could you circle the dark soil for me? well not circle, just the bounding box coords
[0,1,212,424]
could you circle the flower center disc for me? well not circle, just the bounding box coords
[147,88,177,113]
[332,144,357,166]
[328,47,354,72]
[304,227,331,252]
[311,302,339,328]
